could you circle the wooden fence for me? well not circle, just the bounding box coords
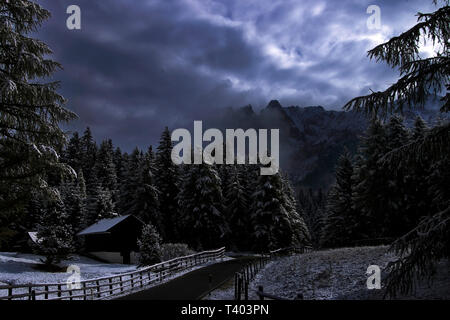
[0,247,225,301]
[235,246,313,300]
[234,255,271,300]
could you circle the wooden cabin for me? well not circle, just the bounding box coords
[77,215,144,264]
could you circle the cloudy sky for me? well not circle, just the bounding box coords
[36,0,438,150]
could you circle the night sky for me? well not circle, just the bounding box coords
[36,0,437,151]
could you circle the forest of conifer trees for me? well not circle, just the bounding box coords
[11,126,311,259]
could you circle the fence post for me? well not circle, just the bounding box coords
[8,287,12,300]
[234,272,238,300]
[109,278,113,295]
[244,280,248,300]
[83,282,87,300]
[58,284,61,298]
[28,287,32,300]
[96,280,100,298]
[31,290,36,301]
[45,285,49,300]
[120,276,124,293]
[237,275,242,301]
[258,286,264,300]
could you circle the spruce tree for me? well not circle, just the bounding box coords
[0,0,76,217]
[344,0,449,296]
[63,132,83,173]
[80,127,97,187]
[321,149,356,248]
[352,117,390,240]
[60,172,87,235]
[250,172,293,252]
[225,166,250,250]
[119,148,143,216]
[140,146,160,227]
[93,139,117,199]
[281,174,311,247]
[155,127,180,242]
[35,194,74,266]
[178,163,228,250]
[86,184,116,226]
[137,223,162,266]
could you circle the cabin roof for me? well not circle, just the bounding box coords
[77,215,137,236]
[27,231,41,244]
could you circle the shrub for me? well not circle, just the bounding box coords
[161,243,195,261]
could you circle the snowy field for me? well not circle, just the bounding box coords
[0,252,230,300]
[208,246,450,300]
[0,252,137,287]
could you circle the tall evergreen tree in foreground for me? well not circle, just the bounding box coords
[344,0,449,297]
[0,1,76,228]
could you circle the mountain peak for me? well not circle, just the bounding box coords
[266,100,283,109]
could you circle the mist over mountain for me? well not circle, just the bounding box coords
[202,96,446,190]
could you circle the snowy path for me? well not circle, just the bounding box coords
[117,257,256,300]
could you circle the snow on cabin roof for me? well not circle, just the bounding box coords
[77,215,133,236]
[28,231,41,244]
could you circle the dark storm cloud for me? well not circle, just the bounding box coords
[35,0,436,150]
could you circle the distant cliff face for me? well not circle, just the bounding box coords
[205,98,446,190]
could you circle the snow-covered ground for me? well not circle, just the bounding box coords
[208,246,450,300]
[0,252,137,286]
[0,252,231,300]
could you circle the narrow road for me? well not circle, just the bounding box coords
[117,256,256,300]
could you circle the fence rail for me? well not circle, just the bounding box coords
[234,255,271,300]
[0,247,225,301]
[235,246,313,300]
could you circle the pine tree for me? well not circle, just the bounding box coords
[86,185,116,226]
[344,0,449,296]
[119,148,143,216]
[281,174,311,247]
[250,172,293,252]
[60,172,87,235]
[225,166,250,250]
[137,223,162,266]
[178,163,228,250]
[0,0,77,217]
[298,188,326,248]
[80,127,97,187]
[412,116,429,141]
[62,132,83,173]
[321,149,356,248]
[93,139,117,199]
[352,117,390,240]
[140,147,160,227]
[155,127,180,242]
[35,193,74,266]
